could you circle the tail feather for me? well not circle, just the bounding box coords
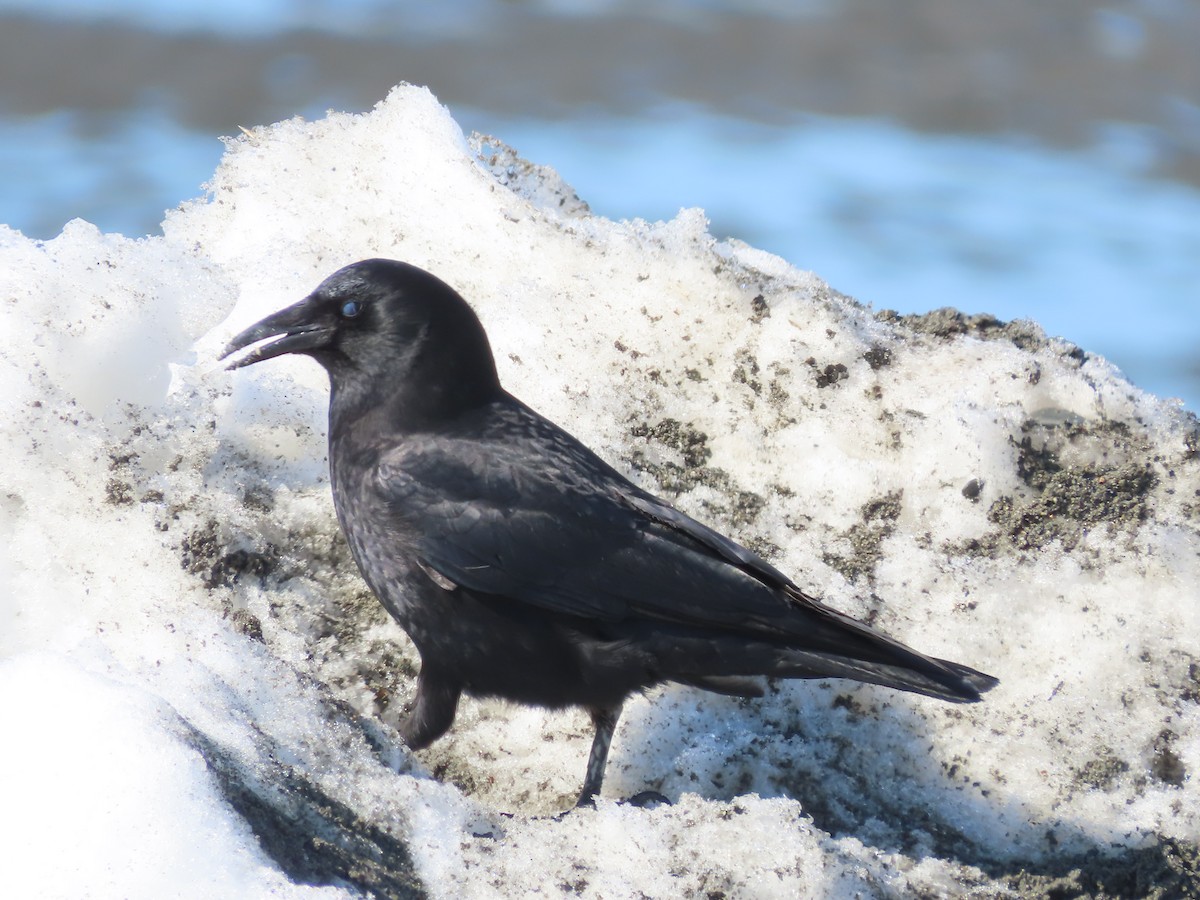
[765,585,998,702]
[658,622,998,704]
[764,650,997,703]
[662,636,998,703]
[931,657,1000,698]
[650,582,999,703]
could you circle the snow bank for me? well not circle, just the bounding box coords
[2,85,1198,897]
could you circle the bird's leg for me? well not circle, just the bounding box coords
[398,668,461,750]
[576,705,622,807]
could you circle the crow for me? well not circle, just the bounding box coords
[221,259,997,806]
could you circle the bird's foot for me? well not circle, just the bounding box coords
[563,789,671,815]
[622,790,671,809]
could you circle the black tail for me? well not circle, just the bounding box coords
[654,581,998,703]
[664,632,998,703]
[764,649,997,703]
[759,584,999,702]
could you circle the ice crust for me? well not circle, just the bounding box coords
[2,85,1198,897]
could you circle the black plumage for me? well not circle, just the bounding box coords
[221,259,997,805]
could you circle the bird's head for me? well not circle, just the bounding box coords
[220,259,502,425]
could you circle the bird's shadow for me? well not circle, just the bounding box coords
[591,680,1135,885]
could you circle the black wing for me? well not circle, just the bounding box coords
[378,401,867,634]
[375,403,797,626]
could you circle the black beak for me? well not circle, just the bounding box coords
[219,298,335,370]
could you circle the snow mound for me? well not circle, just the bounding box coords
[2,85,1198,898]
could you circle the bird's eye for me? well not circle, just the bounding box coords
[340,300,361,319]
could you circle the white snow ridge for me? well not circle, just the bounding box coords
[2,85,1198,898]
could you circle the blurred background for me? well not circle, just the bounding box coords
[2,0,1198,411]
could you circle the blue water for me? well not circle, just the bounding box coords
[0,0,430,35]
[0,109,225,239]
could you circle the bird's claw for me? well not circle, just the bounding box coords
[623,790,671,809]
[562,789,671,816]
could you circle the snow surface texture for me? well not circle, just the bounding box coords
[2,85,1199,898]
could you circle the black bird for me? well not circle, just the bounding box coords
[221,259,997,806]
